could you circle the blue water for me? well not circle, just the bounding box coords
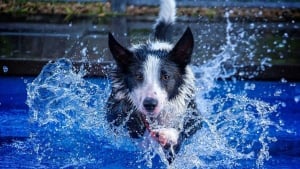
[0,58,299,168]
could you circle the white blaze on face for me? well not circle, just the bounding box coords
[129,55,168,117]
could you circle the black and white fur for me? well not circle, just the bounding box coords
[106,0,201,163]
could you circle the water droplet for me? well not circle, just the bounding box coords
[294,96,300,103]
[281,78,287,83]
[262,24,267,28]
[277,43,285,48]
[274,89,282,96]
[244,82,256,90]
[239,71,245,76]
[2,65,8,73]
[81,47,88,57]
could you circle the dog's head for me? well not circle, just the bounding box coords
[108,28,194,117]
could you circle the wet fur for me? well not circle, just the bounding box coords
[106,0,202,163]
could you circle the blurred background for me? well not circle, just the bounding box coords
[0,0,299,79]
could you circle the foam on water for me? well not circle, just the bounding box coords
[19,14,285,168]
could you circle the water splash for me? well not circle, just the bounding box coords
[21,13,285,168]
[168,12,282,168]
[22,59,144,168]
[170,93,281,169]
[2,65,8,73]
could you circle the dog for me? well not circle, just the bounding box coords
[106,0,202,163]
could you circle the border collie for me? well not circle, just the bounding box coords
[106,0,202,163]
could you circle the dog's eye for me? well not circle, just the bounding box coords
[135,72,143,81]
[161,73,170,81]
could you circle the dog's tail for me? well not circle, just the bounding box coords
[153,0,176,42]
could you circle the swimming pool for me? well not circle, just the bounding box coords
[0,58,299,168]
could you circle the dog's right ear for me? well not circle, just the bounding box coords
[108,32,133,68]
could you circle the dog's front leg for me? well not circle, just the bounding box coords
[150,128,179,147]
[150,128,182,163]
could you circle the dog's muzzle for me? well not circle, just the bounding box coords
[143,97,158,112]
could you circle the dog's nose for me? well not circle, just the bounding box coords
[143,97,158,112]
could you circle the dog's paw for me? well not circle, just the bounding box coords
[150,128,179,148]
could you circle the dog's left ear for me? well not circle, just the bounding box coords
[168,27,194,68]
